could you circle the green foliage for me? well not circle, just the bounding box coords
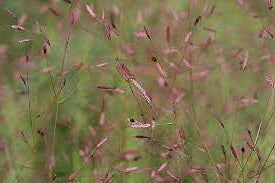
[0,0,274,182]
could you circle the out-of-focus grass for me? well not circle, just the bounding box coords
[0,0,274,182]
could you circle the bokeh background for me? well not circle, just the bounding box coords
[0,0,274,182]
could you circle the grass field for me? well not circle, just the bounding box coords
[0,0,275,182]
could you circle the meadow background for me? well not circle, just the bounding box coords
[0,0,275,182]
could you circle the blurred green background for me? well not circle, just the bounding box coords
[0,0,274,182]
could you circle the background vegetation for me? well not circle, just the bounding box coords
[0,0,274,182]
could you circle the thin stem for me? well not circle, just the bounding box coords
[186,111,221,182]
[242,91,274,174]
[45,55,57,99]
[25,53,35,145]
[255,143,275,182]
[60,5,74,75]
[128,84,147,123]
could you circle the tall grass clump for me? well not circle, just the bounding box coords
[0,0,274,182]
